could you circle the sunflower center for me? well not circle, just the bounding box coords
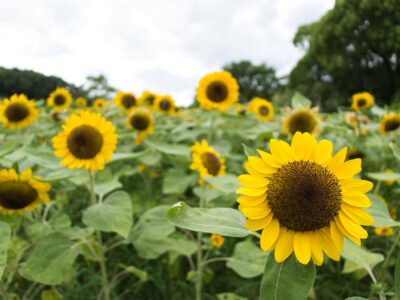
[384,118,400,132]
[5,102,30,122]
[121,95,136,109]
[159,99,171,111]
[267,160,342,232]
[146,95,155,105]
[287,111,317,135]
[130,114,150,131]
[346,149,365,160]
[67,125,104,159]
[206,81,228,103]
[54,94,66,106]
[0,181,38,209]
[357,98,366,107]
[200,152,221,176]
[259,106,269,116]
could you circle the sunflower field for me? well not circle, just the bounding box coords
[0,71,399,300]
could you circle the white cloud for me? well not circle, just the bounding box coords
[0,0,334,106]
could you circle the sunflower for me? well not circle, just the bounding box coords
[236,132,374,265]
[379,112,400,136]
[374,227,393,237]
[47,87,72,111]
[0,94,38,130]
[138,91,158,108]
[0,168,50,215]
[190,140,226,178]
[154,95,175,115]
[247,97,263,113]
[75,97,87,108]
[196,71,239,111]
[52,111,118,171]
[351,92,374,111]
[210,234,225,248]
[113,91,139,113]
[125,107,155,144]
[251,98,274,121]
[93,98,109,111]
[233,103,246,116]
[346,148,365,160]
[283,107,321,136]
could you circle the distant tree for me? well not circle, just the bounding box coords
[223,60,280,103]
[289,0,400,111]
[85,74,117,101]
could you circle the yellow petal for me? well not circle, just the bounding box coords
[237,174,269,188]
[293,231,312,264]
[317,227,340,261]
[274,228,295,263]
[245,162,266,177]
[314,140,333,165]
[257,149,281,168]
[339,212,368,239]
[237,194,266,206]
[341,179,373,194]
[236,186,267,197]
[342,192,371,207]
[245,214,273,231]
[341,203,374,226]
[334,216,361,246]
[326,147,347,172]
[248,156,276,175]
[302,133,318,161]
[335,159,361,180]
[290,131,306,160]
[310,232,324,266]
[270,139,293,164]
[260,219,280,252]
[330,221,344,252]
[240,202,271,219]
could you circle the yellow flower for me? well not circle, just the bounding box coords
[0,168,50,215]
[251,98,274,121]
[75,97,87,108]
[139,164,147,173]
[138,91,158,108]
[374,227,393,237]
[151,172,159,178]
[0,94,38,130]
[196,71,239,111]
[346,148,365,160]
[113,91,139,113]
[210,234,225,248]
[154,95,176,115]
[52,111,118,171]
[125,107,155,144]
[351,92,374,111]
[190,140,226,178]
[379,112,400,136]
[385,169,395,186]
[283,107,321,136]
[93,98,109,111]
[233,103,246,116]
[237,132,374,265]
[47,87,73,111]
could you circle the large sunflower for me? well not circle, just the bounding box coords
[251,98,274,121]
[113,91,139,113]
[47,87,72,111]
[52,111,118,171]
[125,107,155,144]
[379,112,400,136]
[190,140,226,177]
[351,92,374,111]
[236,132,374,265]
[0,168,50,215]
[283,106,321,136]
[0,94,38,130]
[93,98,109,111]
[154,95,176,115]
[196,71,239,111]
[138,90,158,108]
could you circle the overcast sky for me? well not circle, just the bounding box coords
[0,0,334,106]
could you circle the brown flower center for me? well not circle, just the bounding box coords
[200,152,221,176]
[259,105,269,116]
[206,81,228,103]
[384,118,400,132]
[287,110,317,135]
[159,99,171,111]
[357,98,366,107]
[5,102,30,122]
[130,114,150,131]
[121,95,136,109]
[146,95,155,105]
[67,125,103,159]
[0,181,38,209]
[54,94,66,106]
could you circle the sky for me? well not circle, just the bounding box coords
[0,0,335,106]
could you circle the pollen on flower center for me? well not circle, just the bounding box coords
[121,95,136,108]
[206,81,228,103]
[0,181,38,209]
[384,118,400,132]
[267,160,342,232]
[54,94,66,105]
[159,99,171,111]
[357,98,366,107]
[287,111,317,135]
[5,102,30,122]
[259,106,269,116]
[200,152,221,176]
[130,114,150,131]
[67,125,104,159]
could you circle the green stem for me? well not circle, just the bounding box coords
[383,228,400,269]
[88,171,110,300]
[0,282,9,300]
[208,111,215,143]
[196,185,206,300]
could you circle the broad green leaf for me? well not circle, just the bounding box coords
[345,297,368,300]
[36,168,75,182]
[25,213,71,243]
[226,240,268,278]
[291,92,312,109]
[94,175,122,198]
[366,194,400,227]
[236,123,278,140]
[145,140,190,158]
[120,264,148,281]
[111,151,148,162]
[395,252,400,299]
[340,238,384,278]
[19,233,81,285]
[166,202,251,237]
[82,191,133,237]
[25,148,61,169]
[260,253,315,300]
[342,260,368,278]
[391,144,400,161]
[370,106,386,117]
[366,172,400,181]
[202,174,241,194]
[41,288,62,300]
[242,143,257,157]
[162,168,196,194]
[0,222,10,279]
[217,293,247,300]
[0,140,15,158]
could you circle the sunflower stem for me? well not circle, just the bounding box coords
[383,228,400,269]
[208,111,215,143]
[195,184,206,300]
[88,171,110,300]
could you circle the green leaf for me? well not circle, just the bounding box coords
[202,174,241,194]
[19,233,81,285]
[82,191,133,237]
[395,252,400,299]
[260,253,315,300]
[25,148,61,169]
[94,175,122,198]
[226,240,268,278]
[340,238,384,278]
[166,202,251,237]
[145,140,190,158]
[217,293,247,300]
[120,264,148,281]
[366,194,400,227]
[236,123,278,140]
[370,105,386,117]
[242,143,257,157]
[291,92,312,109]
[345,297,368,300]
[366,172,400,181]
[111,151,148,162]
[0,222,10,279]
[162,168,196,194]
[36,168,75,183]
[41,288,62,300]
[0,140,15,159]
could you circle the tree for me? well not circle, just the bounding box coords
[85,74,117,101]
[289,0,400,111]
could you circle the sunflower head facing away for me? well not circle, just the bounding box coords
[154,95,176,115]
[52,111,118,171]
[190,140,226,178]
[249,97,274,121]
[113,91,139,113]
[196,71,239,111]
[351,92,374,111]
[379,112,400,136]
[125,107,155,144]
[0,94,38,130]
[93,98,109,111]
[139,91,158,108]
[237,132,374,265]
[283,106,321,136]
[0,168,50,215]
[47,87,73,111]
[75,97,87,108]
